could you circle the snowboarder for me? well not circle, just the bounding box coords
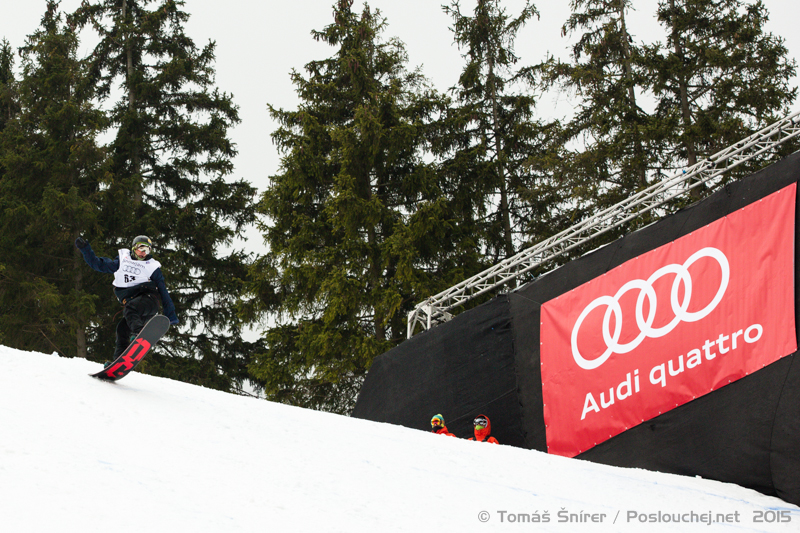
[468,415,499,444]
[430,414,456,437]
[75,235,179,363]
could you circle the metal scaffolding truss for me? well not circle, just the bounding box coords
[407,111,800,338]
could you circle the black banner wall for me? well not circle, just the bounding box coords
[353,296,525,446]
[352,151,800,505]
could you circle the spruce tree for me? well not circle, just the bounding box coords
[442,0,560,260]
[69,0,257,390]
[0,2,111,357]
[247,0,479,412]
[540,0,657,239]
[645,0,797,199]
[0,39,18,348]
[0,39,18,133]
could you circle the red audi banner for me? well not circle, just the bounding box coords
[540,184,797,458]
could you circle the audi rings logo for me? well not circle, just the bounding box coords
[122,264,142,276]
[571,247,730,370]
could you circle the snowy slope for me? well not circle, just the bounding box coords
[0,346,797,533]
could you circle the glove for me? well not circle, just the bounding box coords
[75,237,88,249]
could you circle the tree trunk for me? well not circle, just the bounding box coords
[488,50,515,260]
[122,0,142,205]
[618,0,647,189]
[669,0,700,199]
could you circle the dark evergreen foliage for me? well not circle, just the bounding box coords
[0,2,111,358]
[65,0,258,390]
[645,0,797,201]
[538,0,661,249]
[441,0,565,262]
[0,0,797,409]
[0,39,19,133]
[542,0,796,231]
[246,0,485,412]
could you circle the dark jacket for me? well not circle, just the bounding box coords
[78,242,178,324]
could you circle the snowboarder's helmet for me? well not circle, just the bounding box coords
[132,235,152,252]
[431,414,444,428]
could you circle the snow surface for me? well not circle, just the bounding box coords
[1,345,798,533]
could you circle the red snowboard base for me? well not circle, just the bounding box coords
[90,315,170,381]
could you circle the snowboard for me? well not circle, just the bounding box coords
[90,315,170,381]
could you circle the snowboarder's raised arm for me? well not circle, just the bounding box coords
[75,238,119,274]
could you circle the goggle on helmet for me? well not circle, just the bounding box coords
[132,235,152,253]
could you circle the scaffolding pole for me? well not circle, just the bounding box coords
[407,111,800,339]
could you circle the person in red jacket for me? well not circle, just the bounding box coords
[430,414,456,437]
[468,414,499,444]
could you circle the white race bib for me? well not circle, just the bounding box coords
[112,249,162,288]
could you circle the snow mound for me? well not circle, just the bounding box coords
[0,345,797,532]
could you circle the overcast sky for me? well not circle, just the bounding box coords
[4,0,800,253]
